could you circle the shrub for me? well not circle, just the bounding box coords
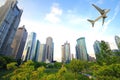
[0,56,7,69]
[7,62,17,70]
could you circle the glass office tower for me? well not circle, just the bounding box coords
[0,0,23,56]
[22,32,36,61]
[36,44,46,62]
[45,37,54,62]
[34,40,40,61]
[76,37,88,61]
[61,41,71,63]
[93,40,101,54]
[11,26,28,59]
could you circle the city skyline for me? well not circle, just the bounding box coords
[1,0,120,61]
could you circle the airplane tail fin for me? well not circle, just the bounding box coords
[87,19,95,27]
[102,17,105,26]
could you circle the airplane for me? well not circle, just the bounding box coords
[87,9,110,27]
[87,4,110,27]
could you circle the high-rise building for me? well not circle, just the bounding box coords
[22,32,36,61]
[0,0,23,56]
[76,45,80,59]
[115,35,120,50]
[61,41,71,63]
[34,40,40,61]
[76,37,88,61]
[93,40,101,55]
[61,45,65,63]
[45,37,54,62]
[11,26,27,60]
[36,44,46,62]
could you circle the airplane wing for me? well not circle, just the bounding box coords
[87,9,110,27]
[92,4,103,15]
[94,9,110,22]
[87,19,95,27]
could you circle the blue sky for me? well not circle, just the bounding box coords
[1,0,120,61]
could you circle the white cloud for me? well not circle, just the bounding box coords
[45,3,62,23]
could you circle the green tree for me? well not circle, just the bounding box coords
[69,59,86,79]
[54,62,62,69]
[0,56,7,69]
[37,66,45,79]
[69,59,84,73]
[7,62,17,70]
[34,62,46,69]
[97,41,113,65]
[95,64,120,78]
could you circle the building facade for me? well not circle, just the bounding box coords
[36,44,46,62]
[34,40,40,61]
[0,0,23,56]
[76,37,88,61]
[11,26,27,59]
[93,40,101,55]
[115,35,120,50]
[45,37,54,62]
[61,41,71,63]
[22,32,36,61]
[61,45,65,63]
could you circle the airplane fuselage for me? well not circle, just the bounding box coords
[87,4,110,27]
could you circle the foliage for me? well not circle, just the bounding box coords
[7,62,17,70]
[1,60,90,80]
[46,63,54,68]
[34,61,46,68]
[0,56,7,69]
[57,66,67,76]
[37,66,45,78]
[2,55,16,63]
[95,64,120,78]
[21,60,34,67]
[54,62,62,69]
[96,40,120,65]
[0,55,16,69]
[69,59,84,73]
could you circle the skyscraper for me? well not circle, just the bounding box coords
[45,37,54,62]
[34,40,40,61]
[0,0,23,56]
[61,45,65,63]
[76,37,88,61]
[93,40,101,59]
[36,44,46,62]
[61,41,71,63]
[115,35,120,50]
[93,40,101,54]
[11,26,27,60]
[22,32,36,61]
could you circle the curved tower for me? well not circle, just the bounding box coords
[45,37,54,62]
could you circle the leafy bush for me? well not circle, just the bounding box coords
[95,64,120,78]
[0,56,7,69]
[7,62,17,70]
